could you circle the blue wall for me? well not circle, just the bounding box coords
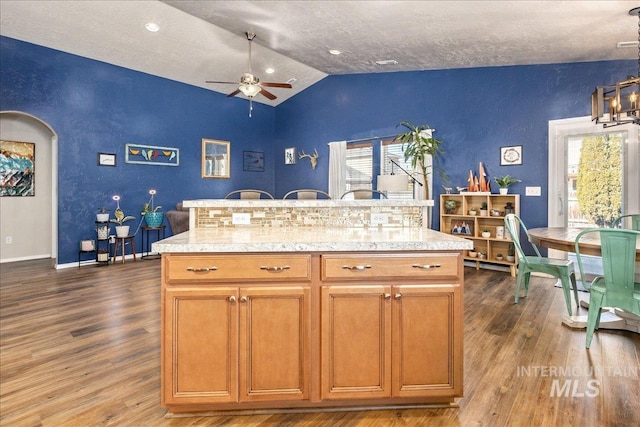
[1,36,635,264]
[275,61,635,231]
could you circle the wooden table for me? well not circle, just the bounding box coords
[528,227,640,333]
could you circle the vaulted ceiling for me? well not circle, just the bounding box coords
[1,1,638,106]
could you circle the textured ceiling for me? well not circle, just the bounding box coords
[1,1,638,106]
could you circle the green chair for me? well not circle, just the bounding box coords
[574,228,640,348]
[612,214,640,231]
[504,214,579,315]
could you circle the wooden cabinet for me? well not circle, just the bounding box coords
[440,194,520,276]
[162,250,463,414]
[321,283,462,400]
[320,253,463,400]
[162,255,311,407]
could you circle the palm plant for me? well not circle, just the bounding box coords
[394,120,446,199]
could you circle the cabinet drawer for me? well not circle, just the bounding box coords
[322,253,460,281]
[165,254,311,283]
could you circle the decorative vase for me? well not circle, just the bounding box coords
[115,225,130,237]
[144,212,164,228]
[499,188,508,195]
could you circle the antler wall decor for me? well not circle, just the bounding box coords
[299,149,319,169]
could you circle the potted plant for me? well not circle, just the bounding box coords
[444,199,457,214]
[141,189,163,228]
[494,175,521,194]
[96,207,109,222]
[394,120,446,200]
[481,229,491,238]
[480,202,488,216]
[496,253,504,261]
[110,195,136,237]
[468,208,477,216]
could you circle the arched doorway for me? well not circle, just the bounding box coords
[0,110,58,266]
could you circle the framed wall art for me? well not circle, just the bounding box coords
[243,151,264,172]
[285,147,296,165]
[125,144,179,166]
[98,152,116,166]
[500,145,522,166]
[202,139,230,178]
[0,140,35,196]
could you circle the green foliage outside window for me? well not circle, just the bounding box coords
[576,134,622,227]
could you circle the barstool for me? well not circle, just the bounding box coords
[112,235,137,264]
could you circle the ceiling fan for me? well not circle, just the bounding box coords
[206,32,292,116]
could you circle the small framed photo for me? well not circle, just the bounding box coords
[285,147,296,165]
[500,145,522,166]
[243,151,264,172]
[98,152,116,167]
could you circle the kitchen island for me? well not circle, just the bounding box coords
[153,200,472,416]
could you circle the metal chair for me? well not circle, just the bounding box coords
[340,189,388,199]
[574,228,640,348]
[612,214,640,231]
[224,189,274,199]
[283,189,331,199]
[504,214,579,316]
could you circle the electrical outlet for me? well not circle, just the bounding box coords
[232,213,251,225]
[370,213,389,225]
[525,186,541,196]
[5,236,12,244]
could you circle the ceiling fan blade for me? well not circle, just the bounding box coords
[261,82,293,88]
[258,88,277,100]
[206,80,237,84]
[227,89,241,97]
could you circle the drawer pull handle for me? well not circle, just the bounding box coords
[260,265,290,272]
[395,293,402,300]
[240,296,248,303]
[228,296,237,302]
[412,263,441,270]
[384,293,391,300]
[186,266,218,272]
[342,265,372,270]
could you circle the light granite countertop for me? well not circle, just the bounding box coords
[152,227,472,253]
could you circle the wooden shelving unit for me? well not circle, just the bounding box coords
[440,193,520,276]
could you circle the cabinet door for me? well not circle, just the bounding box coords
[321,285,392,399]
[163,287,239,405]
[392,284,463,397]
[239,286,311,402]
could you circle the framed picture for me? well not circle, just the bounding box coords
[202,139,230,178]
[125,143,179,166]
[98,152,116,166]
[500,145,522,166]
[243,151,264,172]
[0,140,35,196]
[285,147,296,165]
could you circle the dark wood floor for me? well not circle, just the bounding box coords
[1,259,638,427]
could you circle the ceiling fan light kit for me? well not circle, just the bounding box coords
[205,31,292,117]
[591,7,640,128]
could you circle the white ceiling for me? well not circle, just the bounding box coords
[1,1,638,106]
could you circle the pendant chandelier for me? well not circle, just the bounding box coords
[591,7,640,128]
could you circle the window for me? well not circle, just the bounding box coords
[380,140,414,199]
[345,142,372,192]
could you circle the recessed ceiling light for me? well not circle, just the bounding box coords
[265,68,275,74]
[329,49,341,55]
[145,22,160,32]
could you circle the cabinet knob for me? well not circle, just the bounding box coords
[384,293,391,299]
[412,263,441,270]
[341,265,372,270]
[228,295,237,302]
[260,265,290,272]
[240,296,248,303]
[186,266,218,272]
[394,293,402,300]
